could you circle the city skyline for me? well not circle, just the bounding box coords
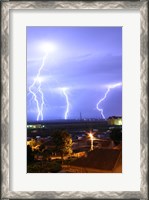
[27,27,122,122]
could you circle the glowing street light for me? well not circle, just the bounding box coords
[89,132,94,151]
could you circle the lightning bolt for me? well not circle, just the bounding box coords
[28,52,48,121]
[96,82,122,119]
[62,88,70,120]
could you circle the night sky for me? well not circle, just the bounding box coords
[27,27,122,122]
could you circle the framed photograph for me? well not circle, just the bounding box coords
[1,1,148,199]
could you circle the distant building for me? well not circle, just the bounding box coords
[107,116,122,126]
[27,124,45,129]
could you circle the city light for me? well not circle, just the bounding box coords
[89,132,94,151]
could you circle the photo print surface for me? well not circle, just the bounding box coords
[27,27,122,173]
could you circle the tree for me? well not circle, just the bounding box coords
[52,130,72,164]
[39,143,46,153]
[27,145,34,164]
[109,127,122,146]
[41,149,52,161]
[28,138,37,150]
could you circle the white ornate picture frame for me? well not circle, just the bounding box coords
[1,1,148,199]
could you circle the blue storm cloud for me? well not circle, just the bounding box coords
[27,27,122,121]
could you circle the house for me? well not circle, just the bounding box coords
[108,116,122,126]
[63,148,122,173]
